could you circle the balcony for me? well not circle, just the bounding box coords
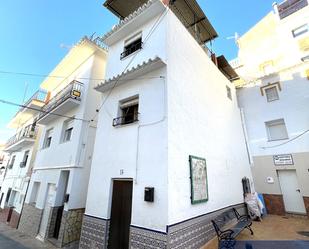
[8,90,47,128]
[37,80,83,125]
[278,0,308,19]
[4,124,38,152]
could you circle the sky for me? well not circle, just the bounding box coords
[0,0,276,143]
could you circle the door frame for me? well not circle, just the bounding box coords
[108,178,133,249]
[277,169,306,215]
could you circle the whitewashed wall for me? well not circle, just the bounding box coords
[166,11,252,225]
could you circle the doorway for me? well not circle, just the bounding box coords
[108,180,133,249]
[38,184,56,240]
[278,170,306,214]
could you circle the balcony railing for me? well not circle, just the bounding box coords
[120,41,143,60]
[5,124,38,149]
[38,80,83,121]
[113,114,139,127]
[278,0,308,19]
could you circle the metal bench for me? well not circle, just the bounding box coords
[211,208,253,248]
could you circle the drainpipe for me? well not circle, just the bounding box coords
[240,108,253,165]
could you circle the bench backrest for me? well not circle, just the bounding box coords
[211,209,237,234]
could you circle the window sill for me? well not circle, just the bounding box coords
[60,140,71,144]
[268,138,289,142]
[267,98,279,103]
[114,121,139,128]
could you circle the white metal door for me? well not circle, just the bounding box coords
[38,184,56,239]
[278,170,306,214]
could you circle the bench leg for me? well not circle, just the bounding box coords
[246,225,254,235]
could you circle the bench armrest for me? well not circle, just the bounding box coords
[219,229,235,240]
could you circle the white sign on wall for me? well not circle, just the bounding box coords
[273,154,294,166]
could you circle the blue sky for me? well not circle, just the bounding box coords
[0,0,275,143]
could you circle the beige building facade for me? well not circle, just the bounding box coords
[233,0,309,217]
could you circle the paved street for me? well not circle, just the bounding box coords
[203,215,309,249]
[0,222,56,249]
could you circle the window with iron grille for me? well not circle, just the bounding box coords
[121,33,142,59]
[113,97,139,127]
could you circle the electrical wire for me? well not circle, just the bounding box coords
[261,129,309,149]
[0,70,163,82]
[0,99,90,123]
[89,7,170,122]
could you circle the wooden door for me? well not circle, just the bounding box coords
[108,180,133,249]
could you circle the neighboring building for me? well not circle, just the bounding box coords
[233,0,309,217]
[0,145,10,187]
[0,90,46,228]
[18,37,107,248]
[80,1,253,249]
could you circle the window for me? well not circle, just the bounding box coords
[265,86,279,102]
[62,119,74,143]
[20,150,29,168]
[261,82,281,102]
[121,32,142,59]
[226,86,232,100]
[292,24,308,37]
[8,155,16,169]
[265,119,288,141]
[43,128,53,149]
[113,96,139,126]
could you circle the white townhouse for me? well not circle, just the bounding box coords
[0,90,46,228]
[0,145,10,187]
[80,1,253,249]
[18,37,107,248]
[233,0,309,217]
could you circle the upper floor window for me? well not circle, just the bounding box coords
[8,155,16,169]
[62,119,74,143]
[260,82,281,102]
[265,119,288,141]
[292,24,308,38]
[265,86,279,102]
[226,86,232,100]
[43,128,53,149]
[20,150,29,168]
[113,96,139,127]
[121,32,143,60]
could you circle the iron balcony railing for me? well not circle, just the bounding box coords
[38,80,83,121]
[113,113,139,127]
[278,0,308,19]
[120,41,143,59]
[5,124,38,149]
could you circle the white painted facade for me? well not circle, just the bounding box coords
[0,115,42,214]
[85,0,252,235]
[234,1,309,215]
[25,39,107,214]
